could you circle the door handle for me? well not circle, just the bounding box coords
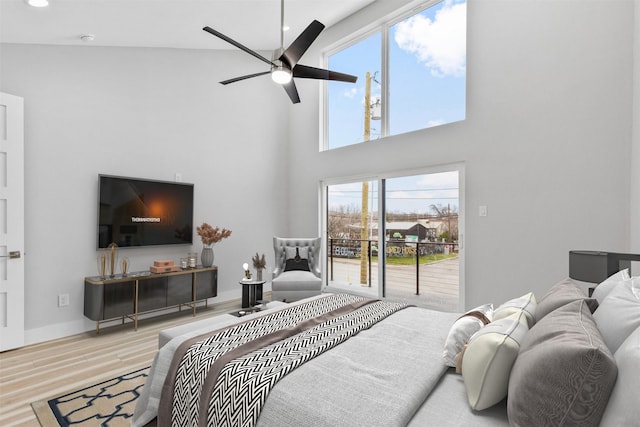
[0,251,21,259]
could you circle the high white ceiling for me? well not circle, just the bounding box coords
[0,0,375,50]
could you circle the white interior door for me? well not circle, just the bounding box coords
[0,92,25,352]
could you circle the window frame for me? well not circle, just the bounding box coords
[321,0,464,151]
[320,162,466,310]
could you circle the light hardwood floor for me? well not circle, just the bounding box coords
[0,297,248,426]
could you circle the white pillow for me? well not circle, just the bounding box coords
[599,326,640,427]
[493,292,536,328]
[442,303,494,367]
[593,277,640,353]
[461,310,529,410]
[592,268,630,304]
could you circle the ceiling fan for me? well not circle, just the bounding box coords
[202,0,357,104]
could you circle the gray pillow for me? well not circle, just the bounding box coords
[599,326,640,426]
[508,299,617,427]
[592,278,640,353]
[535,277,598,320]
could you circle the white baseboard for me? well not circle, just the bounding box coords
[23,288,264,346]
[25,318,91,346]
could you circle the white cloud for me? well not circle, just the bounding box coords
[394,0,466,77]
[343,87,358,99]
[416,171,459,189]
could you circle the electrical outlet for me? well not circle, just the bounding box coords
[58,294,69,307]
[479,205,488,217]
[175,173,182,182]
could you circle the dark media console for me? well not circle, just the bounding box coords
[84,266,217,333]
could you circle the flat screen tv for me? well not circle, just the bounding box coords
[97,175,194,249]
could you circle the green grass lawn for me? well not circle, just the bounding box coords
[370,252,458,265]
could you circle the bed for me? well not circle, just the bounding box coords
[132,273,639,427]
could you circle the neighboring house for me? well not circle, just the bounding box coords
[386,221,436,241]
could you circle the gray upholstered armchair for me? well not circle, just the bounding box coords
[271,236,322,302]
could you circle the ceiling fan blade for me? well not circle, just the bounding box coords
[203,26,275,67]
[282,80,301,104]
[293,64,358,83]
[220,71,271,85]
[280,20,325,69]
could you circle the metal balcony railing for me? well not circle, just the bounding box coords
[328,238,458,295]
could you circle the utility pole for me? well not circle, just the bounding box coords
[360,72,371,286]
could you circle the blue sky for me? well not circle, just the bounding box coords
[328,170,459,215]
[326,0,465,215]
[327,0,466,148]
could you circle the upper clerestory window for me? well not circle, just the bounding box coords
[324,0,467,151]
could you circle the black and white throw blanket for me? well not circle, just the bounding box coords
[158,293,407,427]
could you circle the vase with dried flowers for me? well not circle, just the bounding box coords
[252,252,267,281]
[196,223,232,267]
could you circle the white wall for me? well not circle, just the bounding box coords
[288,0,635,308]
[0,0,637,343]
[0,44,292,343]
[631,0,640,252]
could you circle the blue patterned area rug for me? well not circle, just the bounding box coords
[31,366,150,427]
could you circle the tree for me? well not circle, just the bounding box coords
[430,203,459,242]
[327,204,360,239]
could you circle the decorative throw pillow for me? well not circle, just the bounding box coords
[592,269,630,304]
[442,303,494,368]
[283,247,311,272]
[493,292,536,328]
[599,326,640,427]
[285,246,309,260]
[508,299,617,427]
[460,310,529,411]
[535,278,598,320]
[592,277,640,353]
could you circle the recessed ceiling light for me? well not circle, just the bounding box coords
[25,0,49,7]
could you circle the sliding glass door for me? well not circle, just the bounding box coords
[324,167,462,311]
[325,180,380,298]
[383,171,460,311]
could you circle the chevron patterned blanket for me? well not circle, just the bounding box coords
[157,293,407,427]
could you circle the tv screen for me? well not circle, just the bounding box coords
[97,175,194,248]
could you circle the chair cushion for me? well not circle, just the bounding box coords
[285,246,309,259]
[272,270,322,291]
[284,247,311,271]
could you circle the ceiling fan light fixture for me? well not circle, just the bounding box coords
[202,0,356,103]
[25,0,49,7]
[271,66,292,85]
